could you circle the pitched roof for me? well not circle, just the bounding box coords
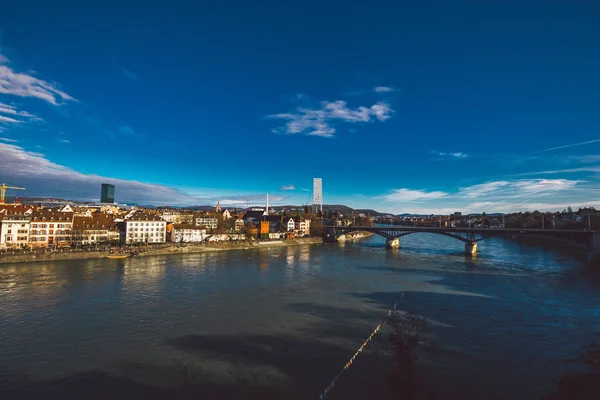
[263,215,281,223]
[30,209,74,222]
[243,210,265,219]
[73,215,119,231]
[127,212,166,222]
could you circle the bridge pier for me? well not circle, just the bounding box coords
[337,234,347,243]
[465,242,477,255]
[386,238,400,249]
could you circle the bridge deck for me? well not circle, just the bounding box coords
[327,226,597,234]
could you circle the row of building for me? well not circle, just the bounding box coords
[0,203,312,249]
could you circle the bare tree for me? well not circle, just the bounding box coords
[386,310,430,381]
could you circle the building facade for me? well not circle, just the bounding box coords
[0,214,31,249]
[160,211,182,224]
[101,183,115,203]
[29,209,74,248]
[124,212,167,244]
[168,224,207,243]
[72,215,120,245]
[195,215,218,230]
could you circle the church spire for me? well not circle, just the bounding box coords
[216,200,222,213]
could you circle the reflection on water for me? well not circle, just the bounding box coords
[0,236,599,399]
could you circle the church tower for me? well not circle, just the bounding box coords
[216,200,222,214]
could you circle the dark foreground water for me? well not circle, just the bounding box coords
[1,235,600,399]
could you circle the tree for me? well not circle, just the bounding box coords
[386,310,430,381]
[309,220,323,237]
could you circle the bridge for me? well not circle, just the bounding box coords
[323,225,600,257]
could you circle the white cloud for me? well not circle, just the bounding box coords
[0,115,20,124]
[374,179,584,214]
[280,184,296,191]
[374,86,395,93]
[0,102,34,117]
[0,54,76,105]
[433,151,468,159]
[268,97,394,137]
[0,143,200,205]
[60,139,70,144]
[0,137,18,143]
[191,194,289,207]
[377,188,449,202]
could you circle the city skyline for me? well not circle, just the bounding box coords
[1,1,600,214]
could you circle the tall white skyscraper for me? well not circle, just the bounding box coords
[313,178,322,213]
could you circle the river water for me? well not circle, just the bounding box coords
[1,234,599,399]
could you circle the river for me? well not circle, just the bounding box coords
[1,234,599,399]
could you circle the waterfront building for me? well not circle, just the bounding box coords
[0,214,31,249]
[222,209,232,220]
[29,209,74,248]
[160,210,182,224]
[295,218,311,236]
[195,214,218,230]
[124,212,167,244]
[286,217,295,231]
[242,209,266,225]
[167,224,207,243]
[234,217,245,232]
[72,215,120,245]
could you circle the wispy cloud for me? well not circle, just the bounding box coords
[190,193,289,207]
[60,139,70,144]
[280,184,296,191]
[374,179,585,214]
[0,115,20,124]
[121,68,140,81]
[0,54,76,105]
[104,125,144,141]
[117,125,143,138]
[374,86,395,93]
[515,166,600,176]
[432,151,468,159]
[536,138,600,153]
[568,155,600,164]
[268,97,394,137]
[377,188,449,202]
[0,102,41,130]
[458,179,578,200]
[0,137,17,143]
[0,102,34,117]
[0,143,199,205]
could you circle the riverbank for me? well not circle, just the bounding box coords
[0,237,323,265]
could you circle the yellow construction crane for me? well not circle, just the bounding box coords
[0,183,25,204]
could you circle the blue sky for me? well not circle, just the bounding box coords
[1,0,599,213]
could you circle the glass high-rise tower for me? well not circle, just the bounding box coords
[101,183,115,203]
